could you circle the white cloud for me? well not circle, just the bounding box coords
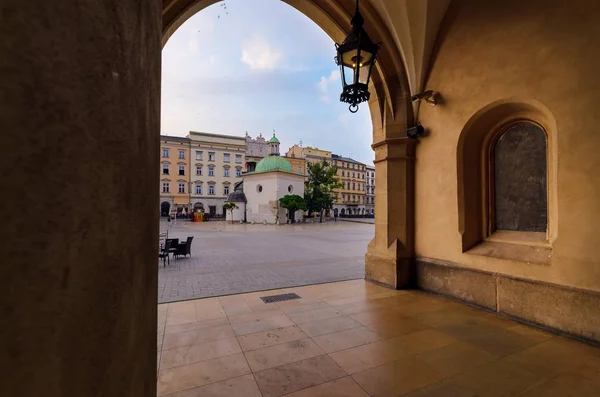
[338,112,353,125]
[188,39,199,53]
[241,35,283,70]
[317,70,340,102]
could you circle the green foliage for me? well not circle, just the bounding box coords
[279,194,307,224]
[279,194,307,212]
[223,202,239,223]
[223,202,238,211]
[304,160,342,221]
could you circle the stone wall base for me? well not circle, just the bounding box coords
[416,258,600,343]
[365,253,416,289]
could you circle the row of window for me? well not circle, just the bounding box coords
[161,182,231,196]
[337,208,374,215]
[162,148,243,164]
[161,164,242,177]
[341,170,365,179]
[333,160,365,171]
[162,149,188,159]
[338,194,365,203]
[255,184,295,194]
[339,182,365,191]
[162,182,188,194]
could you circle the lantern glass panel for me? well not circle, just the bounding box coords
[343,64,355,86]
[340,48,374,69]
[358,64,370,84]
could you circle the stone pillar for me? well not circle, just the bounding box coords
[0,1,161,396]
[365,81,416,289]
[366,138,417,288]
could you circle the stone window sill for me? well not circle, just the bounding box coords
[486,230,549,247]
[466,230,552,266]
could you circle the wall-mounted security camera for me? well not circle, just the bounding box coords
[411,90,437,106]
[407,125,425,139]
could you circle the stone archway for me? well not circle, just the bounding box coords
[162,0,416,288]
[1,2,429,396]
[160,201,171,216]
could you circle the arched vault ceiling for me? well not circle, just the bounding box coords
[369,0,450,95]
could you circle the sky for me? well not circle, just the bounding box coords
[161,0,374,165]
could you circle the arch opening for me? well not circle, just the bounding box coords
[160,201,171,217]
[158,0,411,299]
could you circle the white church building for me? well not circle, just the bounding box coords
[226,134,305,224]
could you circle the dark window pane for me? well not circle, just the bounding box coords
[494,123,547,232]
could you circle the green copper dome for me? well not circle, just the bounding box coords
[255,155,292,173]
[269,133,280,144]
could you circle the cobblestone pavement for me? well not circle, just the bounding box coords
[158,220,372,303]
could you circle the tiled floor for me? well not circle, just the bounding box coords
[157,280,600,397]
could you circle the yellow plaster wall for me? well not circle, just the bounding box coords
[333,163,366,205]
[415,0,600,292]
[160,138,191,203]
[285,157,307,176]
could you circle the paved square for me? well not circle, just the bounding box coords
[158,220,372,303]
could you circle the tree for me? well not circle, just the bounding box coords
[304,160,342,223]
[223,202,238,224]
[279,194,307,224]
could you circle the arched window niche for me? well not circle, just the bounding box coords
[491,122,547,234]
[457,99,557,264]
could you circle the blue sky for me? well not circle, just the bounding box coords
[161,0,373,165]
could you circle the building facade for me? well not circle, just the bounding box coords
[244,132,269,172]
[245,132,269,158]
[286,145,332,168]
[366,165,375,215]
[244,144,305,224]
[331,155,366,216]
[159,135,191,216]
[189,131,245,216]
[284,156,307,177]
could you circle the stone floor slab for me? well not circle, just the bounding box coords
[156,280,600,397]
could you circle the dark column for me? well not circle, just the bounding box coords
[0,0,161,395]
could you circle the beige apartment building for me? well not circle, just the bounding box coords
[189,131,245,216]
[331,154,367,216]
[285,156,307,177]
[159,135,191,216]
[366,165,375,215]
[286,145,332,168]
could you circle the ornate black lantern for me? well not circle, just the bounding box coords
[335,0,381,113]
